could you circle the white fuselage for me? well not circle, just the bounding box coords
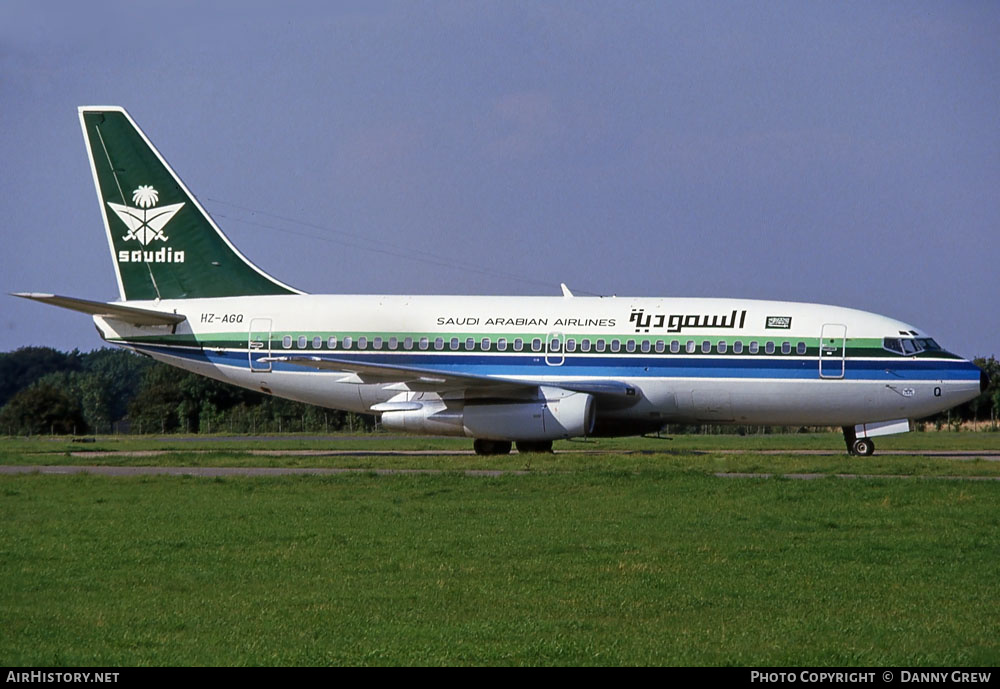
[94,294,983,435]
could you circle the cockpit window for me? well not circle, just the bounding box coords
[883,337,941,355]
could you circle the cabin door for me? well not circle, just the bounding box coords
[819,323,846,379]
[545,332,565,366]
[248,318,273,372]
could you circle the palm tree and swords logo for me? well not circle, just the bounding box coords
[107,185,185,246]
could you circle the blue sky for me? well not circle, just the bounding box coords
[1,1,997,357]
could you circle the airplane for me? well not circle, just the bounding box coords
[13,106,988,456]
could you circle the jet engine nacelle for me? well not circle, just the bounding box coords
[380,388,595,441]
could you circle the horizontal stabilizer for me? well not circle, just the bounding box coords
[11,293,186,326]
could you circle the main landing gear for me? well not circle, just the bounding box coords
[473,439,512,456]
[851,437,875,456]
[472,439,554,455]
[515,440,553,454]
[842,426,875,456]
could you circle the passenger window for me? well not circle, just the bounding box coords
[497,338,508,351]
[513,338,524,352]
[581,339,591,352]
[450,337,460,350]
[357,337,368,350]
[550,338,561,352]
[297,336,307,349]
[403,337,413,350]
[466,337,476,351]
[749,341,759,354]
[781,342,791,355]
[686,340,696,354]
[282,336,292,349]
[482,338,491,351]
[701,341,711,354]
[566,339,576,352]
[343,336,353,350]
[626,340,636,353]
[670,340,680,354]
[595,340,606,353]
[717,341,727,354]
[311,336,321,349]
[796,342,806,355]
[388,337,398,350]
[655,340,665,353]
[610,340,621,352]
[532,338,542,352]
[641,340,651,353]
[434,337,444,350]
[373,337,383,350]
[765,341,775,354]
[418,337,428,350]
[732,341,743,354]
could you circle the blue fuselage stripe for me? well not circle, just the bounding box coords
[132,344,982,383]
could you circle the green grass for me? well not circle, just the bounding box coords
[3,428,999,454]
[2,448,999,665]
[2,431,999,478]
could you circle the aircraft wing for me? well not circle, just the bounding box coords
[261,355,639,404]
[262,354,536,395]
[11,292,186,327]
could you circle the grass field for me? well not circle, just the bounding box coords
[1,432,998,666]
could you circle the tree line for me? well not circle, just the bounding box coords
[0,347,373,436]
[0,346,997,436]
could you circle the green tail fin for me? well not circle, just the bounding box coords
[79,106,301,301]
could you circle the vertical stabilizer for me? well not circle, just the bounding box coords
[79,106,301,301]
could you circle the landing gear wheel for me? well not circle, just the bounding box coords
[516,440,553,454]
[852,438,875,457]
[473,439,513,456]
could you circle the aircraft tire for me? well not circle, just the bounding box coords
[851,438,875,456]
[516,440,553,454]
[473,439,513,456]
